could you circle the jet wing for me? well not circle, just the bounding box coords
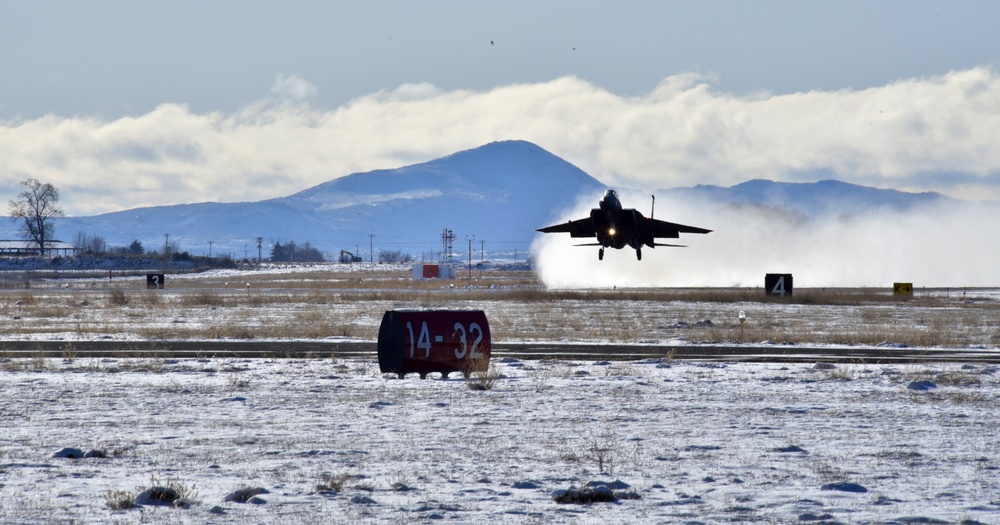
[647,218,712,238]
[536,218,597,238]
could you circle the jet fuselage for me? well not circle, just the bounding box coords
[593,190,645,250]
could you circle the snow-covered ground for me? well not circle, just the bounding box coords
[1,264,998,523]
[1,357,998,524]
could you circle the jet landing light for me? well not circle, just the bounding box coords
[608,228,616,236]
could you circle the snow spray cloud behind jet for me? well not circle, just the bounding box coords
[536,189,711,260]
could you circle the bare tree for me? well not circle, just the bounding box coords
[74,230,106,254]
[378,249,412,263]
[8,178,63,255]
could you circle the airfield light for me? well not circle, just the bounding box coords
[739,310,746,341]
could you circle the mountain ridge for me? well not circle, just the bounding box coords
[1,140,967,260]
[27,141,606,259]
[665,178,955,219]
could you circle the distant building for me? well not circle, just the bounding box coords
[412,263,455,279]
[0,240,79,257]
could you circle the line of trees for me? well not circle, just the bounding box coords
[378,249,412,263]
[270,241,325,262]
[74,231,147,255]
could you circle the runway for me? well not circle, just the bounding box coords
[3,339,999,364]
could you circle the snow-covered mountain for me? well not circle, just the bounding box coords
[34,141,606,259]
[2,140,966,260]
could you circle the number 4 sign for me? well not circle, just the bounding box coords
[765,273,793,297]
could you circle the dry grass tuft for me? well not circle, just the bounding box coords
[107,288,129,307]
[105,475,199,510]
[464,360,502,391]
[180,292,228,307]
[104,489,136,510]
[314,472,354,493]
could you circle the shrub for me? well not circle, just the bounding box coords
[105,476,198,510]
[552,481,641,504]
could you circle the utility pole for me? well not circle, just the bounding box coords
[256,237,263,264]
[480,240,485,262]
[368,234,375,262]
[208,240,213,258]
[441,228,455,266]
[466,235,475,279]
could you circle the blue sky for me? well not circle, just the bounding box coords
[4,2,996,118]
[2,1,999,215]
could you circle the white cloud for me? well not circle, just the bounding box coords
[2,68,1000,216]
[270,74,318,102]
[271,74,319,102]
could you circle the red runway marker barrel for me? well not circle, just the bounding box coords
[377,310,491,379]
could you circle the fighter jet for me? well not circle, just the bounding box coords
[536,189,711,260]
